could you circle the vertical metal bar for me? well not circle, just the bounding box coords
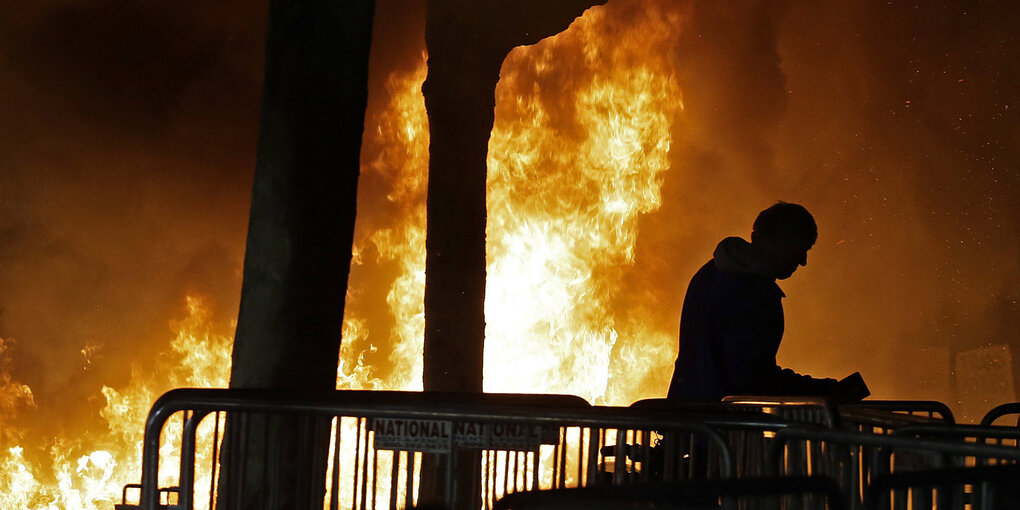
[558,430,567,489]
[389,451,400,510]
[209,412,222,510]
[893,486,907,510]
[222,414,236,510]
[662,432,675,482]
[481,450,489,505]
[399,450,412,510]
[687,433,695,480]
[574,428,583,488]
[503,449,511,495]
[556,429,566,489]
[370,448,379,510]
[358,418,368,510]
[266,415,280,510]
[529,450,538,493]
[595,428,603,483]
[330,417,342,510]
[233,413,250,509]
[640,430,651,483]
[505,450,514,493]
[179,410,192,510]
[584,427,597,487]
[180,410,211,510]
[492,450,498,508]
[613,428,625,485]
[445,452,455,509]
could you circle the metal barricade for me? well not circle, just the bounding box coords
[866,464,1020,510]
[117,388,736,510]
[492,476,846,510]
[631,398,805,481]
[894,424,1020,463]
[722,396,840,429]
[839,402,955,435]
[980,402,1020,427]
[769,427,1020,510]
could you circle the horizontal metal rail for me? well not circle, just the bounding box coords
[492,475,846,510]
[895,424,1020,443]
[840,401,955,433]
[132,389,742,510]
[722,395,840,428]
[770,427,1020,471]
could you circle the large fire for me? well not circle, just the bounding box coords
[0,3,688,509]
[0,297,233,509]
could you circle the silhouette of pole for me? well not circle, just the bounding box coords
[221,0,374,508]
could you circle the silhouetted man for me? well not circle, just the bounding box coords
[668,202,868,401]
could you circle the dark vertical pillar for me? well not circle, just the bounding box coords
[221,0,374,508]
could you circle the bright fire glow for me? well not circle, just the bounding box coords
[0,3,688,508]
[485,5,684,402]
[0,296,232,509]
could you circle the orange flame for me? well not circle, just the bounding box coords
[0,297,232,509]
[1,3,692,507]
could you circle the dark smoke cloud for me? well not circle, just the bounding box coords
[0,0,268,432]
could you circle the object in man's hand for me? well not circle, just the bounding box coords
[835,372,870,401]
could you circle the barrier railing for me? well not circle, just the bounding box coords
[118,389,743,510]
[769,426,1020,510]
[722,396,840,429]
[980,402,1020,427]
[839,401,955,435]
[119,389,1020,510]
[492,476,847,510]
[866,464,1020,510]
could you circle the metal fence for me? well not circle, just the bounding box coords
[769,426,1020,510]
[981,403,1020,427]
[117,388,760,510]
[116,390,1020,510]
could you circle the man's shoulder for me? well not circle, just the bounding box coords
[694,258,781,299]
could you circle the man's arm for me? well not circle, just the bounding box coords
[717,294,838,396]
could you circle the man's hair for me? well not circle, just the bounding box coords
[752,202,817,244]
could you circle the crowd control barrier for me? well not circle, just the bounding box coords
[492,476,846,510]
[116,388,739,510]
[980,402,1020,427]
[769,426,1020,510]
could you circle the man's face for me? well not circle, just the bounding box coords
[756,235,814,280]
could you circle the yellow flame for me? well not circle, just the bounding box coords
[343,53,430,393]
[348,4,687,406]
[0,296,232,509]
[484,5,684,403]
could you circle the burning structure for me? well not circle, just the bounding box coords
[0,0,1017,508]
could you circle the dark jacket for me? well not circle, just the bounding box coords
[667,237,836,401]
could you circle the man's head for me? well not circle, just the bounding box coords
[750,202,817,280]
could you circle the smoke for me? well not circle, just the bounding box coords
[625,0,1020,405]
[0,0,267,434]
